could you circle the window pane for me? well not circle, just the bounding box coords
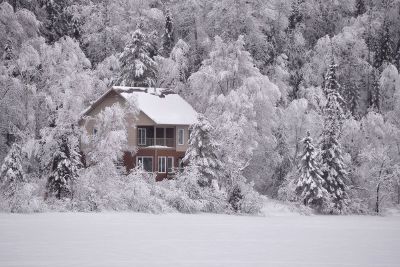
[138,128,146,145]
[156,128,164,138]
[138,157,153,172]
[158,157,166,173]
[167,157,174,172]
[166,128,174,138]
[143,158,153,172]
[178,129,184,145]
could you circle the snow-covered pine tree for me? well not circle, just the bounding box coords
[374,21,393,69]
[46,127,82,199]
[183,115,223,187]
[162,10,174,57]
[0,143,25,199]
[118,28,157,87]
[296,131,329,209]
[341,80,360,117]
[368,68,381,112]
[321,57,349,213]
[43,0,80,44]
[355,0,366,17]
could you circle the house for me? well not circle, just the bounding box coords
[80,86,198,180]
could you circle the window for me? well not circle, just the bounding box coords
[158,156,166,173]
[92,127,98,141]
[166,128,174,147]
[137,156,153,172]
[178,128,184,145]
[138,128,146,146]
[167,157,174,173]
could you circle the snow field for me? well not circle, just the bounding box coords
[0,211,399,267]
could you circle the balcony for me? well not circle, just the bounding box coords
[137,137,175,147]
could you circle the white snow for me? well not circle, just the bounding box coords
[80,86,198,125]
[0,211,399,267]
[116,86,198,125]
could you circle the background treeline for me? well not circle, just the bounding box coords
[0,0,400,214]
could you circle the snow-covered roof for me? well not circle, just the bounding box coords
[82,86,198,125]
[115,86,197,125]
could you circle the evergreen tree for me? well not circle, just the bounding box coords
[162,10,174,57]
[288,0,303,30]
[42,0,81,44]
[118,29,157,87]
[320,58,349,213]
[46,127,82,199]
[342,82,360,117]
[0,143,25,198]
[296,132,329,209]
[355,0,366,17]
[374,21,393,69]
[183,115,223,187]
[369,68,381,112]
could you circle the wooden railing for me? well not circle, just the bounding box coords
[137,138,175,147]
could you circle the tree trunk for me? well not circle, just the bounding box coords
[375,183,380,213]
[11,0,18,11]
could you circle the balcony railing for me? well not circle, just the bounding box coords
[137,138,175,147]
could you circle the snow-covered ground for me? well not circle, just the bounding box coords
[1,207,399,267]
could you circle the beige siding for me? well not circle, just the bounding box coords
[127,111,155,148]
[176,125,190,152]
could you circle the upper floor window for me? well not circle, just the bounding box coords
[178,128,184,145]
[138,128,146,146]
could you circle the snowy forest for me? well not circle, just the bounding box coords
[1,0,400,215]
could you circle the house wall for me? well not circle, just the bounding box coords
[175,125,190,152]
[127,111,154,149]
[80,89,193,181]
[123,149,185,181]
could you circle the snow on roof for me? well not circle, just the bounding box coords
[113,86,198,125]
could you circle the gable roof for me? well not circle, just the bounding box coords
[82,86,198,125]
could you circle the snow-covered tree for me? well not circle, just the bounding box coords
[188,36,260,111]
[183,115,223,187]
[162,10,174,57]
[42,125,82,199]
[0,143,25,198]
[320,58,349,213]
[118,29,157,87]
[368,68,381,111]
[296,132,329,209]
[374,21,393,69]
[42,0,80,44]
[379,64,400,114]
[357,111,400,213]
[156,39,189,90]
